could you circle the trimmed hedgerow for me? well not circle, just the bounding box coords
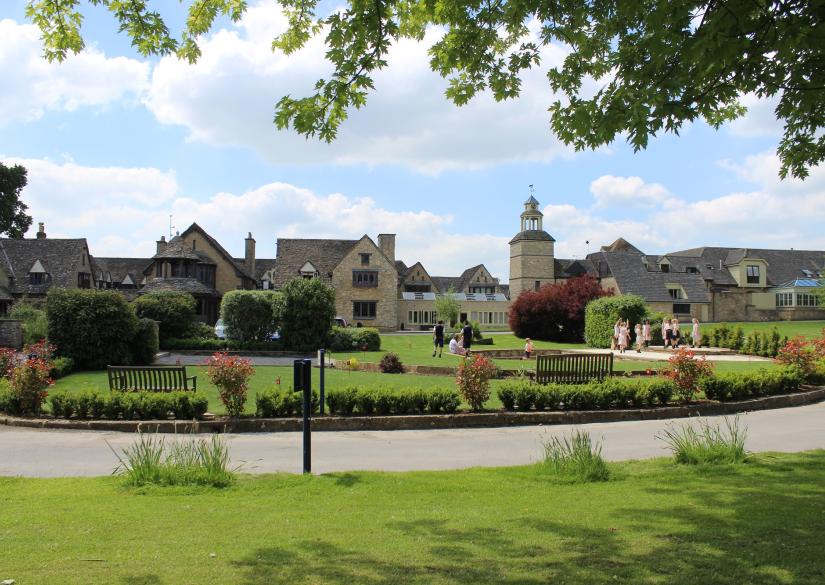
[133,291,197,342]
[46,289,140,369]
[498,378,675,412]
[163,338,285,351]
[584,295,648,348]
[699,367,803,401]
[47,390,209,420]
[132,318,159,366]
[322,386,459,416]
[327,326,381,352]
[220,290,281,342]
[255,387,320,417]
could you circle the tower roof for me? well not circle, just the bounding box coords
[509,230,556,244]
[524,195,540,207]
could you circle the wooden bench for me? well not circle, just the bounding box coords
[536,353,613,384]
[107,365,197,392]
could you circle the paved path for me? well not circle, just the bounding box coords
[570,347,771,362]
[1,402,823,477]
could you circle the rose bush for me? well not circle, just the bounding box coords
[206,352,254,417]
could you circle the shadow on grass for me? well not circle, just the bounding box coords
[121,574,164,585]
[233,452,825,585]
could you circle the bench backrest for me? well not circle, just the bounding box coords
[536,353,613,385]
[107,366,190,391]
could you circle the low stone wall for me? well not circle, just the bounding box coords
[0,319,22,349]
[472,348,562,359]
[3,385,823,434]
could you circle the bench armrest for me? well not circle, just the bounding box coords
[187,375,197,391]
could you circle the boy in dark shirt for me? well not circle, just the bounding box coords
[462,321,473,353]
[432,320,445,357]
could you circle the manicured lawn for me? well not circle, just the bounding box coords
[1,451,824,584]
[52,357,780,415]
[707,319,825,339]
[332,332,583,368]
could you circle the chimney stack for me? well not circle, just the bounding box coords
[36,222,46,239]
[244,232,256,278]
[156,235,167,255]
[377,234,395,263]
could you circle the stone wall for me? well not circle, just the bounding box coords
[509,239,555,300]
[0,320,22,349]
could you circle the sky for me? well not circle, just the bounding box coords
[2,1,824,282]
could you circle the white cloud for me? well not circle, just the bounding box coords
[144,2,576,173]
[589,175,674,208]
[728,93,783,138]
[0,19,149,125]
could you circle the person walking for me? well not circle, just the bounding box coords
[523,338,534,360]
[671,318,681,349]
[634,322,643,353]
[617,320,629,354]
[432,320,445,357]
[662,318,672,349]
[612,319,621,350]
[691,318,701,348]
[642,319,651,347]
[462,320,473,354]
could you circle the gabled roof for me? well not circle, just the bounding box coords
[400,261,435,285]
[271,238,358,288]
[394,260,408,276]
[600,238,643,255]
[179,223,253,280]
[94,257,153,285]
[0,237,91,295]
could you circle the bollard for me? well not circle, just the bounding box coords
[293,359,312,474]
[319,348,326,415]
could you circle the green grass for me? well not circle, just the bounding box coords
[707,319,825,339]
[657,416,748,465]
[1,451,824,584]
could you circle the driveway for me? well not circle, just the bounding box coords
[1,401,823,477]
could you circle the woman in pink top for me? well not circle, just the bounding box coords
[642,319,651,347]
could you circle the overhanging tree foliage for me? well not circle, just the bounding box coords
[26,1,824,179]
[0,162,33,238]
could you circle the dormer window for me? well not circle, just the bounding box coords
[686,267,699,274]
[28,260,48,285]
[660,263,670,273]
[746,265,760,284]
[299,261,318,280]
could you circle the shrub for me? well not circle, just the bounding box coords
[133,291,197,342]
[661,348,714,403]
[540,430,610,482]
[511,276,611,342]
[48,391,208,420]
[256,387,319,417]
[189,322,217,339]
[276,277,336,352]
[657,416,747,464]
[0,347,18,378]
[8,358,51,415]
[46,289,139,369]
[325,386,359,415]
[699,367,802,401]
[131,318,159,366]
[23,339,55,361]
[345,357,360,371]
[425,388,461,413]
[498,378,675,411]
[10,301,48,345]
[220,290,281,342]
[379,352,404,373]
[327,326,381,351]
[456,354,497,410]
[48,356,75,380]
[584,294,647,348]
[775,336,818,375]
[162,337,284,351]
[206,352,254,417]
[112,432,235,487]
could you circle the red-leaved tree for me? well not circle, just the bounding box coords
[509,276,612,342]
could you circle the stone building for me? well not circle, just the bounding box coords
[0,222,94,314]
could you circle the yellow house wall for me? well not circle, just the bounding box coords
[398,299,511,329]
[332,238,398,331]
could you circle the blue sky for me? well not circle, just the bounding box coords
[2,0,823,281]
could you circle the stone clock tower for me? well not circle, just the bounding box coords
[508,194,556,300]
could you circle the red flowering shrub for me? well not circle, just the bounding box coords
[9,358,52,415]
[0,348,19,378]
[811,328,825,359]
[456,354,498,410]
[24,340,56,361]
[662,348,714,403]
[206,352,254,417]
[775,336,818,375]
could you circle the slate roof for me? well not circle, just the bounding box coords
[588,251,710,303]
[139,277,220,297]
[0,237,90,295]
[509,230,556,244]
[524,195,541,207]
[394,260,408,276]
[253,258,277,281]
[601,238,643,255]
[271,238,358,288]
[154,235,217,264]
[430,276,462,294]
[93,257,152,286]
[669,246,825,287]
[179,223,254,280]
[555,258,598,279]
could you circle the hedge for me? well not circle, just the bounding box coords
[327,326,381,352]
[497,378,675,411]
[584,295,648,348]
[325,386,460,416]
[698,367,803,401]
[277,277,336,352]
[46,289,140,369]
[133,291,197,341]
[45,391,209,420]
[705,324,787,357]
[132,318,160,365]
[255,387,320,417]
[220,290,281,342]
[163,338,285,351]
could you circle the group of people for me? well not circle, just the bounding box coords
[432,320,475,358]
[610,317,702,353]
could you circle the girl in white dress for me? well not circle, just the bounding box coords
[642,319,651,347]
[662,319,672,348]
[618,321,629,353]
[634,323,643,353]
[612,319,621,350]
[691,318,701,348]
